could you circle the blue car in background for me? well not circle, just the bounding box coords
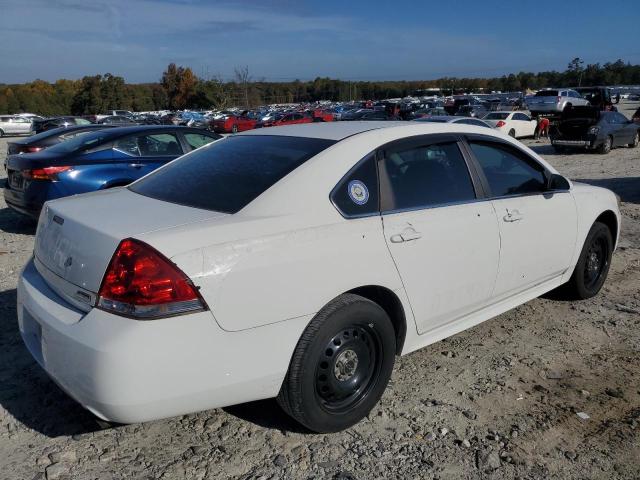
[3,125,221,218]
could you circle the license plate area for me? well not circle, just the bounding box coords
[8,170,24,190]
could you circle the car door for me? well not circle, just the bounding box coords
[380,135,500,334]
[511,112,533,137]
[466,138,577,299]
[113,132,184,179]
[612,112,636,144]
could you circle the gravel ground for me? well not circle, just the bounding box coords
[1,103,639,480]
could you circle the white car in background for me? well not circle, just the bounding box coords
[0,115,33,137]
[483,111,538,138]
[18,122,620,432]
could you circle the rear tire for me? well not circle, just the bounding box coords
[556,222,613,300]
[628,131,639,148]
[508,129,516,138]
[597,136,612,154]
[277,293,396,433]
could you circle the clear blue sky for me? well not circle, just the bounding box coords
[2,0,639,83]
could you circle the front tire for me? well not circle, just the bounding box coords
[559,222,613,300]
[277,294,396,433]
[628,131,639,148]
[597,136,612,154]
[508,129,516,138]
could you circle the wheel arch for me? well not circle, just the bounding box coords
[345,285,407,355]
[595,209,619,248]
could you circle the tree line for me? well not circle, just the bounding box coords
[1,58,639,116]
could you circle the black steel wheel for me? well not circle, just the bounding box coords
[556,221,613,299]
[315,324,383,414]
[278,294,396,432]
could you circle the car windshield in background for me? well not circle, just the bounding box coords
[46,130,114,153]
[484,113,510,120]
[535,90,558,96]
[130,135,336,214]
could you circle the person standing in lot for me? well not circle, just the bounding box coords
[535,117,550,139]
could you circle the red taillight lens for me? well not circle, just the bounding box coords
[496,120,506,127]
[97,238,206,319]
[23,166,72,180]
[26,146,43,153]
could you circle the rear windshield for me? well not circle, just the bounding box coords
[535,90,558,96]
[46,130,114,153]
[130,135,336,213]
[484,112,510,120]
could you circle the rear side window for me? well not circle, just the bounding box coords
[535,90,558,97]
[469,141,546,197]
[331,153,379,217]
[381,141,476,211]
[130,135,336,213]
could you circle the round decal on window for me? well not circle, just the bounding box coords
[347,180,369,205]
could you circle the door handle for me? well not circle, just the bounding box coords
[390,227,422,243]
[503,209,523,222]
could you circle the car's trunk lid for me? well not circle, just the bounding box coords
[34,188,228,308]
[558,106,599,137]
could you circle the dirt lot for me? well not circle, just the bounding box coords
[1,104,639,480]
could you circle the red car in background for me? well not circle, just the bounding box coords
[311,109,335,122]
[211,111,257,133]
[256,112,314,128]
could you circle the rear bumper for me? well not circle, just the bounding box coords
[552,135,599,149]
[3,187,42,219]
[17,258,309,423]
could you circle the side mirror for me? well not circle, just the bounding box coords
[546,173,570,191]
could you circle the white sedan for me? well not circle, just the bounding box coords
[483,111,538,138]
[18,122,620,432]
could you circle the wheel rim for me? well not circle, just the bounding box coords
[315,324,383,413]
[583,235,609,290]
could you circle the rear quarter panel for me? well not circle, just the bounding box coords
[151,213,405,332]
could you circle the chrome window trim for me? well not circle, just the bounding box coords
[381,189,571,217]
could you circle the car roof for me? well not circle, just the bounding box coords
[85,125,207,136]
[238,121,408,140]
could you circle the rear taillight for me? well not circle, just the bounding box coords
[496,120,506,127]
[26,146,43,153]
[557,96,562,103]
[22,166,72,180]
[97,238,206,319]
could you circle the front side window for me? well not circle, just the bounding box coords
[469,141,546,197]
[381,141,476,211]
[513,113,530,121]
[130,135,336,213]
[139,134,182,156]
[331,153,379,217]
[114,133,182,156]
[184,133,217,150]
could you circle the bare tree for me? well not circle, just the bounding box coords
[234,66,251,108]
